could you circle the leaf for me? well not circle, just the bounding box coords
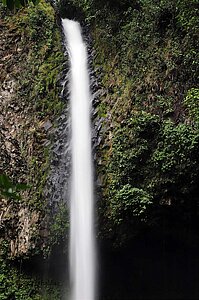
[0,175,28,201]
[0,174,12,189]
[15,183,31,191]
[0,190,21,201]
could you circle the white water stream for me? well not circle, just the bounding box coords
[62,19,95,300]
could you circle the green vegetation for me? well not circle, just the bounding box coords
[99,112,199,244]
[1,0,198,296]
[184,88,199,126]
[0,0,66,258]
[8,0,65,237]
[1,0,39,11]
[66,0,199,245]
[0,1,67,297]
[0,259,60,300]
[0,174,30,201]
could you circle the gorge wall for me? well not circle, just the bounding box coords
[0,0,199,299]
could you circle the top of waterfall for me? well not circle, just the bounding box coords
[62,19,84,46]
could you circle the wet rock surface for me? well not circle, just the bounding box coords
[45,22,103,211]
[44,104,71,208]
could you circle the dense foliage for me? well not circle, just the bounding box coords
[66,0,199,245]
[1,0,39,10]
[0,258,60,300]
[1,0,198,297]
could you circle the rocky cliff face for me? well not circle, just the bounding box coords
[1,19,37,256]
[0,1,65,258]
[0,0,199,299]
[1,0,198,258]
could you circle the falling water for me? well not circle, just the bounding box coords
[62,19,95,300]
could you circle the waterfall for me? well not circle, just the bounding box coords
[62,19,95,300]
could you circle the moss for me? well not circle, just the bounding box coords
[9,1,64,117]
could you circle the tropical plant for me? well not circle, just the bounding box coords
[0,174,29,201]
